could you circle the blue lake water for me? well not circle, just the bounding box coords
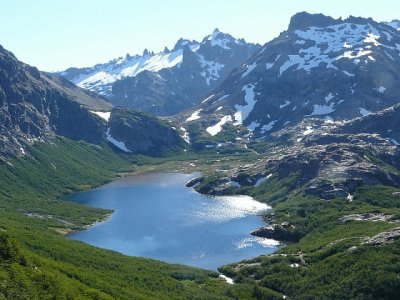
[65,172,279,270]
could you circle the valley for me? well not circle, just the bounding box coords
[1,7,400,300]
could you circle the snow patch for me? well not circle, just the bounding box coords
[230,181,241,188]
[105,128,131,153]
[198,55,224,85]
[201,94,214,103]
[303,126,314,135]
[186,109,202,122]
[325,93,335,103]
[234,84,257,124]
[180,127,190,144]
[240,62,257,79]
[206,115,232,136]
[311,103,335,115]
[90,111,111,121]
[254,174,273,187]
[261,120,277,133]
[342,70,355,77]
[219,274,234,284]
[279,100,291,109]
[359,107,371,116]
[376,86,386,93]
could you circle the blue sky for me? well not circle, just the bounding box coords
[1,0,399,71]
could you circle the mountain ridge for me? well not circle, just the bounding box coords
[58,29,261,116]
[178,12,400,143]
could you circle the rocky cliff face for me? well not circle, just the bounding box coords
[106,108,185,156]
[181,12,400,140]
[192,103,400,200]
[0,44,185,159]
[0,45,112,159]
[58,29,260,116]
[334,103,400,144]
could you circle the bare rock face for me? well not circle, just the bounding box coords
[363,227,400,245]
[107,108,185,156]
[0,45,110,159]
[180,12,400,140]
[58,30,260,116]
[334,104,400,145]
[266,142,400,199]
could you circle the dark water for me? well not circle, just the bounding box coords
[66,172,279,270]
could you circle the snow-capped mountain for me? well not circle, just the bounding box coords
[0,44,185,159]
[59,29,260,115]
[181,12,400,139]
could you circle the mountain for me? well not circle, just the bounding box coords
[181,12,400,141]
[192,103,400,200]
[0,44,112,159]
[0,45,184,159]
[58,29,260,116]
[334,103,400,144]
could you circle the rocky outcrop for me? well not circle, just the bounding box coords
[266,142,400,199]
[179,12,400,140]
[334,104,400,145]
[0,45,110,159]
[363,227,400,245]
[107,108,185,155]
[58,30,260,116]
[339,213,399,224]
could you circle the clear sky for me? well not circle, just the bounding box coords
[1,0,399,71]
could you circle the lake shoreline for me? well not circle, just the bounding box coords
[65,171,280,271]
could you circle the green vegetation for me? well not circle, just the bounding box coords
[2,135,400,299]
[0,137,280,299]
[219,180,400,299]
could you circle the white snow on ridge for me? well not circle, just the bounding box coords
[279,23,399,76]
[240,62,257,79]
[206,115,232,136]
[186,109,202,122]
[359,107,372,116]
[105,128,131,153]
[90,111,111,122]
[75,50,185,96]
[234,84,257,124]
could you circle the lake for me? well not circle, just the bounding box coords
[66,172,279,270]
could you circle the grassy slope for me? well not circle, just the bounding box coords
[219,176,400,299]
[0,137,281,299]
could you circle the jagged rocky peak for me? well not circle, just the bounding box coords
[201,28,245,48]
[172,38,199,51]
[182,12,400,142]
[385,19,400,30]
[288,11,340,31]
[58,30,260,116]
[0,44,113,159]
